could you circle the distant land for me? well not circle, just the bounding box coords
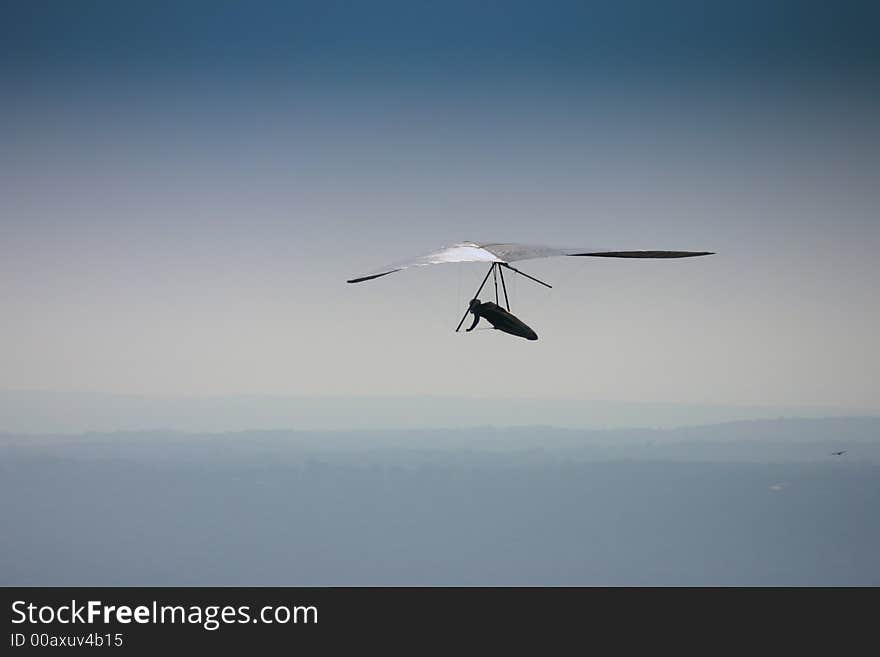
[2,418,878,586]
[2,416,879,464]
[1,390,877,434]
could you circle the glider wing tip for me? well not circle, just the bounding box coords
[346,269,402,284]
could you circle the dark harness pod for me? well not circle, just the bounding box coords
[466,300,538,341]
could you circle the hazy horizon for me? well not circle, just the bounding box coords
[2,389,878,434]
[4,418,879,586]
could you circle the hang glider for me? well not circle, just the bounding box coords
[347,241,714,284]
[346,241,714,339]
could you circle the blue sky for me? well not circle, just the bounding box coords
[1,2,879,413]
[4,2,878,82]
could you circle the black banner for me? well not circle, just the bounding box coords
[1,587,875,651]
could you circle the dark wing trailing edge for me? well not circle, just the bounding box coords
[567,250,715,258]
[347,269,402,284]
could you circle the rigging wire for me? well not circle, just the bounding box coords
[456,264,461,314]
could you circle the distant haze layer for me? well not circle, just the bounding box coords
[0,390,876,434]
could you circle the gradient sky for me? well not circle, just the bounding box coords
[2,2,879,410]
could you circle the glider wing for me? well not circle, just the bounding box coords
[347,241,713,283]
